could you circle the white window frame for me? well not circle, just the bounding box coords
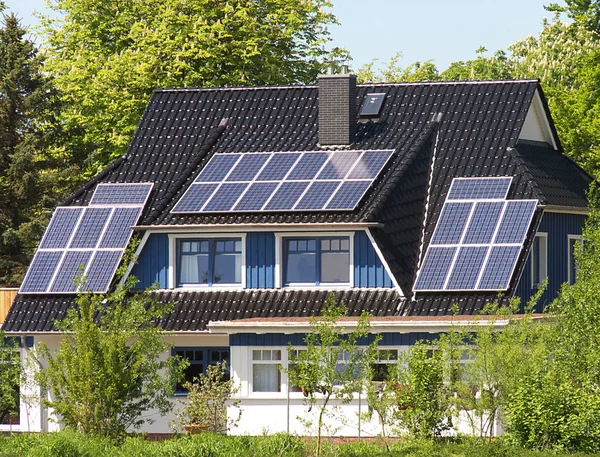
[568,234,583,285]
[249,347,284,397]
[274,231,354,289]
[531,232,548,288]
[168,233,246,290]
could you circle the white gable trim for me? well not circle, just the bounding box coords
[518,88,558,149]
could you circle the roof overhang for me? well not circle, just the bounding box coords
[207,314,548,335]
[542,206,588,215]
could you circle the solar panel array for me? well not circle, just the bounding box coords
[414,177,537,292]
[20,183,153,294]
[172,150,394,213]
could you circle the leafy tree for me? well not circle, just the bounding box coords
[0,12,60,286]
[36,274,185,439]
[286,294,379,457]
[38,0,341,170]
[0,331,20,425]
[547,0,600,33]
[357,52,440,83]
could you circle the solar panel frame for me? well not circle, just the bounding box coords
[171,150,395,213]
[38,207,84,249]
[89,183,154,206]
[447,177,513,201]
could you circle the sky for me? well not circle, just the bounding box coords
[5,0,557,72]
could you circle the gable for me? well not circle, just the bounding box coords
[518,88,558,149]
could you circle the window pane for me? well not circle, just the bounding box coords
[321,252,349,283]
[331,238,340,251]
[195,351,203,361]
[214,252,242,283]
[253,350,261,360]
[340,238,350,251]
[272,350,282,361]
[321,239,330,250]
[253,364,281,392]
[286,252,316,283]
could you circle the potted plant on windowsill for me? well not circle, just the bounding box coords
[175,361,241,435]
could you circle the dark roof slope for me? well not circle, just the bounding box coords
[3,289,401,332]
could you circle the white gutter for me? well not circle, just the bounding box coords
[133,223,381,232]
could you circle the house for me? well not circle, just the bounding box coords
[1,74,591,435]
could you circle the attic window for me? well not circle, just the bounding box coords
[359,93,386,118]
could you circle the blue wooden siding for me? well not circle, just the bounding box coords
[354,231,393,288]
[230,332,440,347]
[246,232,275,288]
[131,233,170,289]
[515,212,586,311]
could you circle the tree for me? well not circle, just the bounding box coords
[0,12,61,286]
[357,52,440,83]
[286,294,379,457]
[0,331,20,425]
[36,274,185,439]
[38,0,341,171]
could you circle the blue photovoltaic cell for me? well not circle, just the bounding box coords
[295,181,340,210]
[494,200,537,244]
[446,246,488,290]
[20,251,63,293]
[448,177,512,200]
[287,153,329,180]
[317,151,362,180]
[347,151,393,179]
[430,202,473,245]
[49,250,93,292]
[257,153,301,181]
[70,207,112,249]
[462,201,505,245]
[265,181,309,210]
[326,181,371,209]
[203,183,248,212]
[233,182,278,211]
[172,183,218,212]
[98,207,142,249]
[414,247,457,290]
[89,183,153,206]
[82,251,123,292]
[39,207,84,249]
[195,154,241,182]
[478,245,521,290]
[226,153,270,182]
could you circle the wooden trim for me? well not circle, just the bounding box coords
[0,289,18,325]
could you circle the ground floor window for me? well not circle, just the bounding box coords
[568,235,583,285]
[252,349,281,392]
[173,347,230,394]
[531,233,547,287]
[371,349,399,382]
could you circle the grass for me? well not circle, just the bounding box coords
[0,431,599,457]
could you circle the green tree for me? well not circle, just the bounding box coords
[0,331,20,425]
[0,12,60,286]
[286,294,379,457]
[357,52,440,83]
[36,275,185,439]
[39,0,340,171]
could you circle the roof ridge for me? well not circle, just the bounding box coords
[507,146,547,204]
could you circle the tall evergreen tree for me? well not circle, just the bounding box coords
[0,13,59,286]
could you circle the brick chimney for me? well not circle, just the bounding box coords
[318,73,357,146]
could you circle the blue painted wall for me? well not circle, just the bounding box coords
[132,230,393,290]
[246,232,275,288]
[131,233,170,289]
[230,332,440,347]
[515,212,586,311]
[354,231,393,288]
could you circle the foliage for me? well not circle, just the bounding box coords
[174,361,240,433]
[0,12,61,286]
[0,331,20,425]
[35,274,185,440]
[357,52,440,83]
[38,0,341,171]
[285,294,379,457]
[392,342,451,439]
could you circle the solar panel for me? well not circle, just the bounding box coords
[359,93,386,117]
[20,183,153,294]
[172,150,394,213]
[413,176,537,292]
[448,177,512,200]
[90,183,153,206]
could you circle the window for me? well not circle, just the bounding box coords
[531,233,547,287]
[173,347,230,394]
[252,349,281,392]
[283,237,350,286]
[372,349,399,382]
[568,235,583,285]
[177,238,242,287]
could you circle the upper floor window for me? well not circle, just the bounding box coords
[568,235,583,285]
[283,237,350,286]
[531,233,547,287]
[178,238,242,287]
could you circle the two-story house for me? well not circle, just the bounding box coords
[1,74,591,435]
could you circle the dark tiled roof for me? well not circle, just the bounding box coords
[3,289,402,332]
